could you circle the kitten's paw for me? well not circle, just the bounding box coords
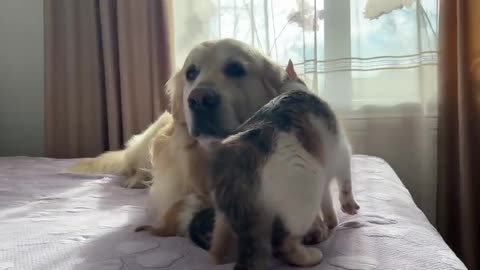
[340,189,360,215]
[283,246,324,267]
[302,247,324,266]
[280,237,323,267]
[122,174,148,189]
[341,199,360,215]
[233,259,269,270]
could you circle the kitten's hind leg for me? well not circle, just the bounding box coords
[232,213,273,270]
[336,149,360,215]
[321,187,338,228]
[302,214,330,245]
[210,212,237,265]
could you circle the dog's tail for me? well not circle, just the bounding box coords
[69,150,127,175]
[68,112,174,175]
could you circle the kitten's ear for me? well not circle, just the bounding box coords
[286,59,298,79]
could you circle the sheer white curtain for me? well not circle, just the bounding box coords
[172,0,439,222]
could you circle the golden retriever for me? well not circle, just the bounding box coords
[70,38,290,231]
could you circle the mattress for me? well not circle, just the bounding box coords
[0,155,466,270]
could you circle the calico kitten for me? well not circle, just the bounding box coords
[209,61,360,270]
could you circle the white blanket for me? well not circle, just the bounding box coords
[0,156,466,270]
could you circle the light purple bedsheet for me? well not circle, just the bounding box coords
[0,156,466,270]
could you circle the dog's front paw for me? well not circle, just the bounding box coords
[122,172,150,189]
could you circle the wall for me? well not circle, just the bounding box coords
[0,0,44,156]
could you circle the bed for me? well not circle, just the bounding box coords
[0,155,466,270]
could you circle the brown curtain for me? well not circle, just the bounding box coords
[44,0,173,158]
[437,0,480,269]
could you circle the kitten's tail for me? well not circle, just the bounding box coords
[188,207,215,250]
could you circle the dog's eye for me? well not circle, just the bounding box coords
[223,61,246,78]
[186,65,199,81]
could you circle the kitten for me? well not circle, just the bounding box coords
[209,60,360,270]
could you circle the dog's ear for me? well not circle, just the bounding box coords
[261,58,288,98]
[286,59,298,79]
[166,71,186,123]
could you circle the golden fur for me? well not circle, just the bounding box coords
[69,39,289,234]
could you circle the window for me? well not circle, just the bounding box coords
[173,0,438,116]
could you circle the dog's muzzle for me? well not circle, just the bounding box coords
[188,87,226,138]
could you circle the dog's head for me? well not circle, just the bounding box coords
[166,39,287,140]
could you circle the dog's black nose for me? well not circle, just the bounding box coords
[188,88,220,111]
